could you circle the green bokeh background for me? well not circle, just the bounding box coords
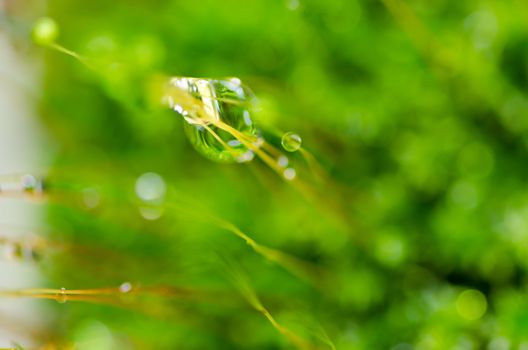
[11,0,528,348]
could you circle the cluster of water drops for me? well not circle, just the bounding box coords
[162,75,304,182]
[163,77,260,163]
[0,175,45,264]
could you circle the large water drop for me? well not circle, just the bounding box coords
[165,77,259,163]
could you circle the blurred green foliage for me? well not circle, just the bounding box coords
[11,0,528,348]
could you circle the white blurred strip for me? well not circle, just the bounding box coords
[0,29,47,345]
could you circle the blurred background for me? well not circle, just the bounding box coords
[1,0,528,349]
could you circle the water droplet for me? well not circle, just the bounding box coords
[228,139,242,147]
[236,150,255,163]
[253,137,265,148]
[5,243,23,261]
[0,174,43,195]
[25,246,42,262]
[135,172,166,203]
[166,77,259,163]
[21,174,38,192]
[119,282,133,293]
[138,206,164,220]
[243,110,252,126]
[57,287,67,304]
[32,17,59,46]
[3,241,42,262]
[283,168,297,180]
[281,132,302,152]
[277,155,289,167]
[82,188,101,209]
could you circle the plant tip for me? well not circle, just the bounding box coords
[32,17,60,46]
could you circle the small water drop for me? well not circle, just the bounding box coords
[0,174,43,195]
[166,77,259,163]
[281,132,302,152]
[32,17,59,46]
[82,188,101,209]
[277,155,289,167]
[135,172,166,203]
[119,282,133,293]
[236,150,255,163]
[138,206,164,220]
[22,174,44,196]
[253,136,264,148]
[57,287,67,304]
[21,174,38,192]
[243,110,252,126]
[25,245,42,262]
[283,168,297,180]
[3,241,41,262]
[5,243,23,261]
[228,139,242,147]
